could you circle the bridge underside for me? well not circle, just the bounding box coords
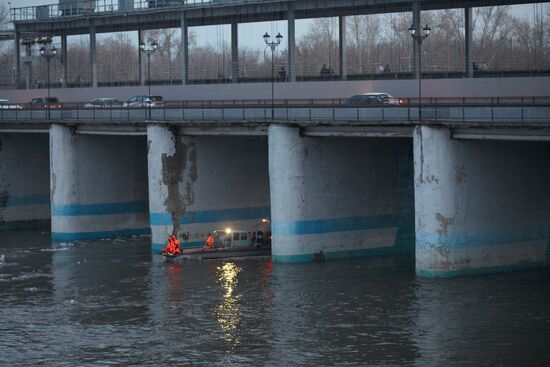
[1,120,550,277]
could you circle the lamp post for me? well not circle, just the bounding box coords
[263,32,283,120]
[39,43,57,120]
[139,40,158,97]
[408,24,431,121]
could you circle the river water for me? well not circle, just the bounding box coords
[1,229,549,366]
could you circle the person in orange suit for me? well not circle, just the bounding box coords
[162,235,181,255]
[205,233,215,249]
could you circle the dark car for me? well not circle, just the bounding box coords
[344,93,403,106]
[30,97,63,109]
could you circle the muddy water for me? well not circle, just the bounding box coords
[1,229,549,366]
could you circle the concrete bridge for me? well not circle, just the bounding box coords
[1,90,550,277]
[2,0,550,278]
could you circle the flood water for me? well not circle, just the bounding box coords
[1,229,550,366]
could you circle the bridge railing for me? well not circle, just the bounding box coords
[1,97,550,123]
[12,0,266,22]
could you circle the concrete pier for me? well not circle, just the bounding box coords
[50,124,149,241]
[147,126,270,253]
[268,125,414,262]
[0,133,50,230]
[414,126,550,277]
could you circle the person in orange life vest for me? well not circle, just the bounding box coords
[205,233,215,249]
[162,235,181,255]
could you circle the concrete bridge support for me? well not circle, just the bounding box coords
[147,125,270,253]
[0,133,50,230]
[50,124,149,242]
[268,125,414,262]
[414,126,550,277]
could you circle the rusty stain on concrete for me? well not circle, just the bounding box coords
[161,138,197,236]
[436,213,454,235]
[454,164,467,184]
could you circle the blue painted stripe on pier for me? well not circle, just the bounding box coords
[52,227,151,241]
[3,194,50,207]
[53,201,149,216]
[416,261,547,278]
[272,245,407,263]
[272,213,401,236]
[416,227,550,250]
[150,206,270,226]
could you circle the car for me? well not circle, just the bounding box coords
[85,98,123,108]
[344,93,404,106]
[123,95,164,108]
[30,97,63,109]
[0,99,23,109]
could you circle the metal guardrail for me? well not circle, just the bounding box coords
[1,98,550,123]
[11,0,269,22]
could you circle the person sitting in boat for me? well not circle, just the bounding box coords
[162,235,181,255]
[205,233,215,249]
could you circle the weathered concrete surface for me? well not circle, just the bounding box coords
[414,126,550,277]
[148,126,270,252]
[269,124,414,262]
[50,124,149,241]
[0,133,50,229]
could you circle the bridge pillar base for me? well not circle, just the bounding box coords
[50,124,149,242]
[414,126,550,277]
[268,125,414,263]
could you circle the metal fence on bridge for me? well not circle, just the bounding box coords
[1,98,550,124]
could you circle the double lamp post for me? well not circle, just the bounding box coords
[39,42,57,119]
[408,23,431,121]
[263,32,283,120]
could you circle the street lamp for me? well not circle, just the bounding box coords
[39,43,57,119]
[263,32,283,120]
[409,24,431,121]
[139,40,158,98]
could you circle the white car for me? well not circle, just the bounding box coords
[0,99,23,109]
[122,95,165,108]
[344,93,404,106]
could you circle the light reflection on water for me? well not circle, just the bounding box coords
[217,262,243,346]
[0,229,550,366]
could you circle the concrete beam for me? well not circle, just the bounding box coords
[302,125,413,138]
[90,23,97,88]
[180,15,189,85]
[24,43,32,90]
[287,3,296,82]
[61,35,68,88]
[465,6,473,78]
[339,16,347,81]
[231,20,239,83]
[15,32,20,88]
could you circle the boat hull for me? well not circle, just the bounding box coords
[163,245,271,260]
